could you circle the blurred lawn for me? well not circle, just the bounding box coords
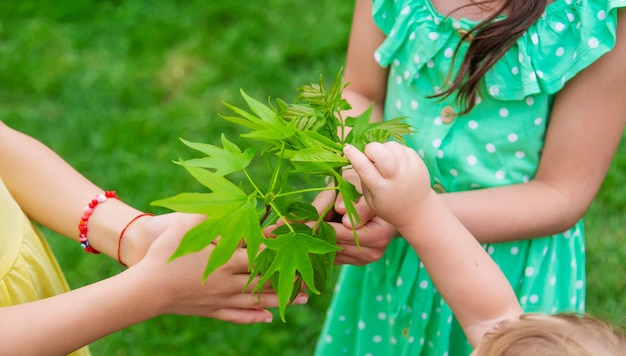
[0,0,624,354]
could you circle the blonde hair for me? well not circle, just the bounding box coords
[475,313,626,355]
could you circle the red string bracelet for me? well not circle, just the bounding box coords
[78,191,119,254]
[117,213,154,267]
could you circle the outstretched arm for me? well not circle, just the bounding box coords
[0,215,306,355]
[334,7,626,248]
[0,121,151,262]
[344,142,523,346]
[440,9,626,243]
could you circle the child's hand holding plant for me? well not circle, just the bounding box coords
[153,69,414,320]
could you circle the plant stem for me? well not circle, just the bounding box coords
[242,168,264,197]
[268,201,295,233]
[268,141,286,195]
[259,204,272,225]
[273,185,339,199]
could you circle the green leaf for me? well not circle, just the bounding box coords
[337,176,362,245]
[152,163,263,275]
[288,161,343,176]
[345,112,415,151]
[156,68,417,321]
[251,230,341,321]
[219,102,267,131]
[179,135,256,176]
[309,221,337,294]
[240,119,297,142]
[151,192,248,217]
[285,201,319,222]
[295,130,344,152]
[370,117,416,144]
[240,89,279,123]
[289,148,349,164]
[221,91,298,146]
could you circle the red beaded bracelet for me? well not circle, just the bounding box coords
[78,191,119,254]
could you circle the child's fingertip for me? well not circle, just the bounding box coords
[294,294,309,305]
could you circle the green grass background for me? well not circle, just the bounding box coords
[1,1,624,354]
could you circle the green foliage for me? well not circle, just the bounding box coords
[153,70,414,320]
[4,0,624,353]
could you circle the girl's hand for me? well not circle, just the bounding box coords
[332,217,396,265]
[332,168,377,228]
[134,215,307,324]
[343,142,433,230]
[118,212,205,266]
[309,173,394,265]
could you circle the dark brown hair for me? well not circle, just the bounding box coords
[433,0,550,114]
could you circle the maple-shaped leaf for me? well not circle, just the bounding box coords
[178,134,256,176]
[309,221,337,294]
[284,201,319,222]
[259,221,337,302]
[151,163,263,277]
[252,229,341,321]
[154,68,418,322]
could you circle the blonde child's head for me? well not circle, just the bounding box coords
[474,313,626,355]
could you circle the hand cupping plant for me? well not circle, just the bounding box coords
[153,69,414,320]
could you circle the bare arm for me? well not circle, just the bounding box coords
[341,0,388,125]
[441,9,626,243]
[344,142,523,347]
[0,121,149,260]
[0,216,297,355]
[339,8,626,245]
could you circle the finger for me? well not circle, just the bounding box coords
[343,143,384,186]
[225,248,255,274]
[328,221,357,244]
[335,253,375,266]
[335,168,362,215]
[335,216,395,265]
[211,308,275,324]
[363,142,401,179]
[241,274,270,293]
[262,224,277,237]
[341,198,375,228]
[310,184,338,218]
[334,190,346,215]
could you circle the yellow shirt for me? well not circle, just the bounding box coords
[0,178,90,356]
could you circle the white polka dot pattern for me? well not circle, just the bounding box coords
[314,0,622,354]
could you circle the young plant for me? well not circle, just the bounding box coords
[153,69,414,320]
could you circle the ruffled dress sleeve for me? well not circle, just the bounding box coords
[373,0,626,101]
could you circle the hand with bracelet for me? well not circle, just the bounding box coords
[0,121,306,355]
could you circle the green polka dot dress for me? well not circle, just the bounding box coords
[315,0,626,355]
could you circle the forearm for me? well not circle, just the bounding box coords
[399,192,523,346]
[0,268,160,356]
[439,179,588,244]
[342,89,385,124]
[448,10,626,244]
[341,0,388,127]
[0,122,145,258]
